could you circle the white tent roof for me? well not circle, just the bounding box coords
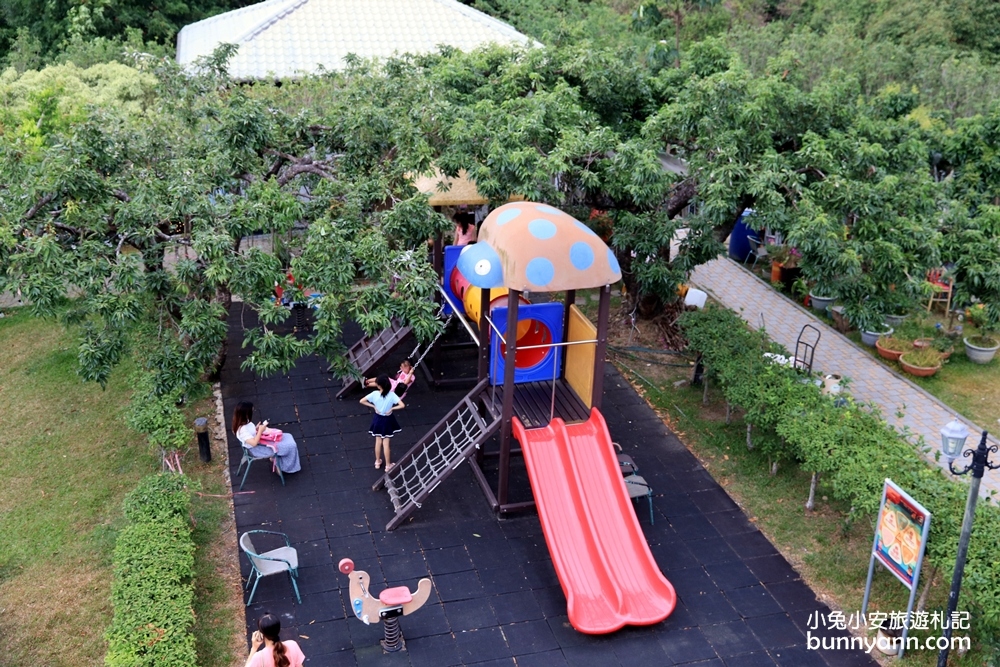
[176,0,534,80]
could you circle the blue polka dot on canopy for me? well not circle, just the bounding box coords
[525,257,555,287]
[528,218,558,240]
[607,248,621,274]
[570,242,595,271]
[535,204,563,215]
[496,208,522,226]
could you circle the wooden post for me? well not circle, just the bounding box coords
[432,233,443,278]
[498,291,520,507]
[478,286,491,382]
[561,290,575,379]
[591,284,611,410]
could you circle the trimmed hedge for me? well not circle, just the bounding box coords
[681,306,1000,632]
[105,474,197,667]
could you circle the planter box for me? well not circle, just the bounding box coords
[964,336,1000,364]
[830,306,851,333]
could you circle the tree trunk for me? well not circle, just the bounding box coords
[725,401,731,424]
[770,460,778,476]
[806,472,819,511]
[206,286,233,382]
[916,566,937,613]
[746,423,753,450]
[702,373,709,405]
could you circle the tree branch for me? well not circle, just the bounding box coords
[24,193,56,220]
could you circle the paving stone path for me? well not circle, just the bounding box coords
[691,257,1000,501]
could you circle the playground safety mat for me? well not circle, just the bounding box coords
[374,378,500,531]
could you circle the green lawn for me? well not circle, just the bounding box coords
[0,310,243,666]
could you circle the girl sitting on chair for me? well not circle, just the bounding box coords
[232,401,302,474]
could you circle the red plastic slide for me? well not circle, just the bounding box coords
[514,408,676,634]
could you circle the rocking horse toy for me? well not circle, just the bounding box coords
[338,557,433,652]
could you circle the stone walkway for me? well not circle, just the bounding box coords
[691,257,1000,501]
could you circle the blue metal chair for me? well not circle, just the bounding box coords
[239,530,301,606]
[624,475,654,524]
[236,445,285,491]
[745,233,768,270]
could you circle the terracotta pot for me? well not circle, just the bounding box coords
[912,338,932,349]
[899,353,941,377]
[875,338,905,361]
[770,261,782,283]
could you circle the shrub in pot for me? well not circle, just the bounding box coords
[899,348,943,377]
[962,304,1000,364]
[875,336,909,361]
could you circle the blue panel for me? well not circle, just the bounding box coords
[442,245,464,316]
[489,302,564,385]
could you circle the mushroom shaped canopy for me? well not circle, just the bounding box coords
[455,202,622,292]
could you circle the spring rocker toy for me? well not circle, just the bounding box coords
[338,558,432,652]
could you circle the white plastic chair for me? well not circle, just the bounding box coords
[624,475,654,524]
[240,531,301,605]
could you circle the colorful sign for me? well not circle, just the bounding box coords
[873,480,931,590]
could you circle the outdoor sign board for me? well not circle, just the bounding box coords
[861,479,932,658]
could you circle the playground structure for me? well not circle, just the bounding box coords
[339,558,432,652]
[344,201,676,635]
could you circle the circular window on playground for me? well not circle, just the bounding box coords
[500,319,553,369]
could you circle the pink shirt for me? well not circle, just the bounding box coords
[453,222,477,246]
[247,640,305,667]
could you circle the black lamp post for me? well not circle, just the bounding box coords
[937,419,999,667]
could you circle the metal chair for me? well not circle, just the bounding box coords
[236,445,285,491]
[239,531,301,606]
[624,475,654,524]
[612,442,638,476]
[745,234,768,270]
[793,324,821,374]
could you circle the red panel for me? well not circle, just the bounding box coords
[514,409,676,634]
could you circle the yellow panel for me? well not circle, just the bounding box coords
[565,305,597,409]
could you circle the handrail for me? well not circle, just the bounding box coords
[438,286,480,344]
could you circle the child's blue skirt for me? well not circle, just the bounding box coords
[369,413,401,438]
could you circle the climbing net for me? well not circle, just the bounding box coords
[385,401,486,512]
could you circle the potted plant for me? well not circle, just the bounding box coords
[963,304,1000,364]
[852,308,893,347]
[875,336,909,361]
[899,348,943,377]
[932,335,955,360]
[764,244,802,289]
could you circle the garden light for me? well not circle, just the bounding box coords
[940,418,970,462]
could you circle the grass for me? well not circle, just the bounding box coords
[0,309,244,667]
[585,293,991,666]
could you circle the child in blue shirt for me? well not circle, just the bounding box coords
[361,374,405,470]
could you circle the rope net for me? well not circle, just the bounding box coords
[386,401,488,512]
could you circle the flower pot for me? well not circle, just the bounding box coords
[912,338,932,349]
[884,313,909,327]
[875,625,902,656]
[964,336,1000,364]
[809,293,835,313]
[861,326,893,347]
[770,261,782,283]
[875,338,905,361]
[900,352,941,377]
